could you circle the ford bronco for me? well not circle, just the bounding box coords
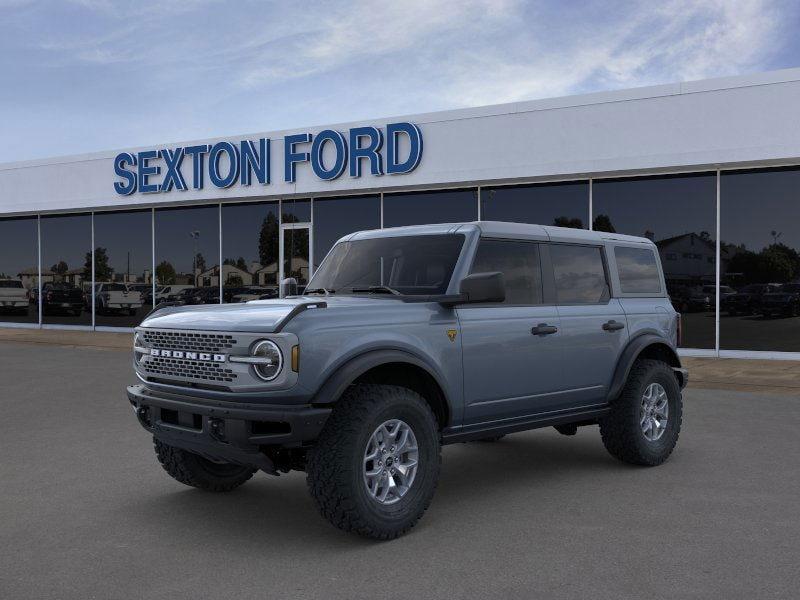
[127,222,687,539]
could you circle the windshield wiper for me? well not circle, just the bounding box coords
[351,285,402,295]
[304,287,335,295]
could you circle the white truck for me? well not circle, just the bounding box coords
[95,283,143,316]
[0,279,30,314]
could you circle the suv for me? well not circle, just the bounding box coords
[127,222,687,539]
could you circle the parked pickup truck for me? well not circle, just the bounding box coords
[128,222,687,540]
[0,279,30,314]
[39,282,84,315]
[95,283,143,316]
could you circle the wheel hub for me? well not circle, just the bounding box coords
[640,382,669,442]
[363,419,419,505]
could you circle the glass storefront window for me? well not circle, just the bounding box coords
[0,217,39,324]
[593,173,717,349]
[221,201,279,302]
[282,198,311,223]
[720,167,800,352]
[383,189,478,227]
[312,195,380,269]
[154,205,219,307]
[481,181,589,228]
[93,210,153,328]
[40,213,92,325]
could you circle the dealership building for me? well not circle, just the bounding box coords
[1,68,800,359]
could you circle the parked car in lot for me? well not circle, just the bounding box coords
[231,286,279,303]
[156,285,194,304]
[760,283,800,318]
[129,221,687,539]
[183,287,220,305]
[669,285,710,313]
[0,279,30,314]
[39,282,84,315]
[722,283,781,316]
[95,283,143,316]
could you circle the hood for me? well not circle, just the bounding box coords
[140,295,411,333]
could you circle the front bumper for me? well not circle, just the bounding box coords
[127,384,331,473]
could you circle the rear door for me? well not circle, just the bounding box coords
[547,243,628,406]
[458,238,563,426]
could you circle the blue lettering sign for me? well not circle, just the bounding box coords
[113,152,137,195]
[386,122,423,175]
[311,130,347,181]
[113,123,421,195]
[349,127,384,177]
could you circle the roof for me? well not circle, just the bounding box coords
[346,221,655,245]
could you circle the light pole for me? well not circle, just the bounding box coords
[189,230,200,285]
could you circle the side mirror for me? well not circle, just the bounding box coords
[280,277,298,297]
[458,272,505,304]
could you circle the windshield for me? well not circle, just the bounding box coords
[0,280,23,288]
[781,284,800,293]
[308,234,465,295]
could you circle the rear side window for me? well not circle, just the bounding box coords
[550,244,608,304]
[470,239,542,304]
[615,247,662,294]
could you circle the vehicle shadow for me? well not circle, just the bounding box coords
[121,429,619,548]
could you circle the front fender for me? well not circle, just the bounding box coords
[310,348,451,409]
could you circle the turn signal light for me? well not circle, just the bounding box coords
[291,345,299,372]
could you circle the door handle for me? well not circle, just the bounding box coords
[532,323,558,336]
[602,320,625,331]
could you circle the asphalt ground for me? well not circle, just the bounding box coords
[1,342,798,600]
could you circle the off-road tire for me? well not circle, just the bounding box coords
[306,384,441,540]
[599,359,682,466]
[153,438,256,492]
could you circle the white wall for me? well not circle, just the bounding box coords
[2,68,800,216]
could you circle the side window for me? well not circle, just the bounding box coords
[470,239,542,304]
[550,244,608,304]
[615,246,662,294]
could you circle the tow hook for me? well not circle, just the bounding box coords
[135,405,151,427]
[208,417,226,442]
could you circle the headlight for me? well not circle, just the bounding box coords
[251,340,283,381]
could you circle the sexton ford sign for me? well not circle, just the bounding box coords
[112,122,423,196]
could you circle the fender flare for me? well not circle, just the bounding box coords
[310,348,451,409]
[606,333,682,402]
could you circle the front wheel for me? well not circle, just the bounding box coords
[306,384,441,540]
[599,359,682,466]
[153,438,256,492]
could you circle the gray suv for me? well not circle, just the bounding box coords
[127,221,687,539]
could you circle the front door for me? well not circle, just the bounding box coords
[458,239,564,426]
[279,223,312,297]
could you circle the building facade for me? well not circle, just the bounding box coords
[2,69,800,359]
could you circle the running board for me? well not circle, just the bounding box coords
[441,405,610,444]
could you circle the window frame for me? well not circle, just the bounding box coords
[465,237,547,307]
[612,245,665,296]
[608,243,667,299]
[544,241,612,306]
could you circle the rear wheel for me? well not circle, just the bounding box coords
[306,384,441,540]
[599,359,682,466]
[153,438,256,492]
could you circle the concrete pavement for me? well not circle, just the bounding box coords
[0,341,798,599]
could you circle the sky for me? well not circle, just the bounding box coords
[1,0,799,163]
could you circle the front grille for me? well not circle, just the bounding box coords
[143,355,238,383]
[141,330,237,353]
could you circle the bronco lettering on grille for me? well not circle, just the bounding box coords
[149,349,226,362]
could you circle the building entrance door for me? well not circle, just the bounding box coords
[279,222,312,297]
